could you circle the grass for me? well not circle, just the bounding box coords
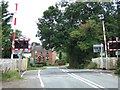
[27,66,46,70]
[2,71,21,82]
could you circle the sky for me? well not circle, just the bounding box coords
[4,0,59,44]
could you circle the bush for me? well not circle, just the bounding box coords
[55,59,66,65]
[35,64,43,67]
[2,71,21,81]
[115,60,120,75]
[86,62,97,69]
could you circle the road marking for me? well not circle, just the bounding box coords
[21,71,26,78]
[68,73,98,88]
[38,70,44,88]
[61,69,68,72]
[71,73,104,88]
[107,74,113,76]
[61,69,107,90]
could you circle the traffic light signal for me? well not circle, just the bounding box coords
[14,40,28,49]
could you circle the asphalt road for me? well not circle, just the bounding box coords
[2,66,119,89]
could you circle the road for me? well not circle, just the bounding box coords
[2,66,119,89]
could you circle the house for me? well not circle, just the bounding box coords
[30,45,56,65]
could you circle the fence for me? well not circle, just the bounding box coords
[0,58,28,72]
[92,57,117,69]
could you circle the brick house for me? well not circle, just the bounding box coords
[31,45,56,65]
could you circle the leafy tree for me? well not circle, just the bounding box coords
[1,0,12,58]
[37,1,119,68]
[1,1,23,58]
[0,3,2,58]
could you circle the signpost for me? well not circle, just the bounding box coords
[93,44,104,53]
[93,44,105,69]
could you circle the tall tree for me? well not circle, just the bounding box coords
[0,3,2,58]
[1,0,13,58]
[1,1,23,58]
[37,1,119,68]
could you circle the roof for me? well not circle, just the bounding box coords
[31,45,44,52]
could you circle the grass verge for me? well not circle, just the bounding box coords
[2,71,21,82]
[27,66,46,70]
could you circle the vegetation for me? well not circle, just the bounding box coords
[27,65,46,70]
[115,59,120,76]
[37,1,120,69]
[85,62,97,69]
[27,57,47,69]
[0,2,2,58]
[0,1,23,58]
[2,71,21,81]
[55,59,67,65]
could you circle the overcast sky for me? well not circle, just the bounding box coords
[4,0,58,44]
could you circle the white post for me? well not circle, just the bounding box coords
[18,50,22,74]
[100,43,104,69]
[116,37,119,61]
[102,20,108,70]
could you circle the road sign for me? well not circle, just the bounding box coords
[93,44,104,53]
[108,41,120,51]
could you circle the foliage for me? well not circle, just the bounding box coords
[1,0,12,58]
[55,59,66,65]
[37,1,120,68]
[1,1,23,58]
[35,62,47,66]
[0,3,2,58]
[115,59,120,75]
[85,62,97,69]
[2,71,21,81]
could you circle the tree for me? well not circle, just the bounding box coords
[1,0,13,58]
[1,1,23,58]
[0,3,2,58]
[37,1,119,68]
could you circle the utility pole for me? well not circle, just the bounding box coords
[102,20,108,70]
[99,14,108,70]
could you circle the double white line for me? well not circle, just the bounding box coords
[61,69,107,90]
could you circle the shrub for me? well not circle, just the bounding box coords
[115,60,120,75]
[35,64,43,67]
[2,71,21,81]
[86,62,97,69]
[55,59,66,65]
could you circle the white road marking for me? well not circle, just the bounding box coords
[61,69,69,73]
[38,70,44,88]
[61,69,107,90]
[21,71,26,78]
[107,74,113,76]
[61,69,66,72]
[71,73,105,88]
[68,73,98,88]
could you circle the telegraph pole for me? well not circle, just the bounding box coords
[99,14,108,70]
[102,20,108,70]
